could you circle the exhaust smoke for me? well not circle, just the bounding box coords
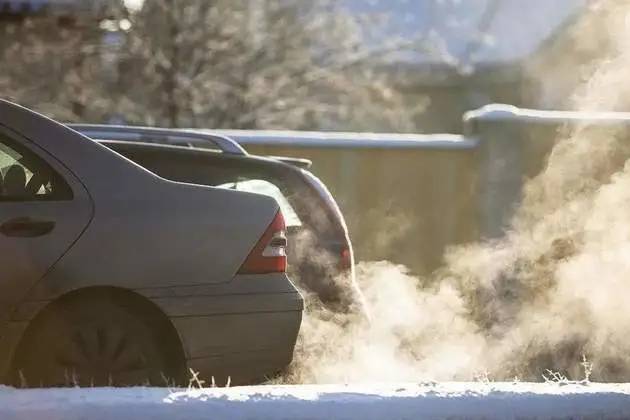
[283,0,630,383]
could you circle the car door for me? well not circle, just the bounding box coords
[0,125,92,320]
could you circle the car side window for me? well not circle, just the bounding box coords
[217,178,302,228]
[0,135,72,201]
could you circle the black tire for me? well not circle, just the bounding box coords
[12,293,183,387]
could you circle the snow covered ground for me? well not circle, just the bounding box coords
[2,382,630,419]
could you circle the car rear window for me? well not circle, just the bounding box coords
[106,144,328,232]
[216,178,302,228]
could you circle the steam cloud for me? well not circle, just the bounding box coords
[283,0,630,383]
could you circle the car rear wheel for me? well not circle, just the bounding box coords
[12,293,182,387]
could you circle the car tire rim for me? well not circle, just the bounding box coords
[53,324,152,386]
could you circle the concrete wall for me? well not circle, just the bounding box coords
[216,131,479,275]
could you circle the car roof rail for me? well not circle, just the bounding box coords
[68,124,248,156]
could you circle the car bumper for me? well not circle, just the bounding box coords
[177,310,302,385]
[146,273,303,384]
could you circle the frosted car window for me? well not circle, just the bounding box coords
[217,179,302,228]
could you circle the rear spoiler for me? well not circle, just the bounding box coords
[268,156,312,169]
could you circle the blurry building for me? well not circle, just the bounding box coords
[525,3,619,111]
[344,0,589,133]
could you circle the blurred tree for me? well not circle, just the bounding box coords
[113,0,418,130]
[0,1,127,122]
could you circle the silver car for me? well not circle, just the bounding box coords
[0,100,303,387]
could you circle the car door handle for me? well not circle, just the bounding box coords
[0,217,56,237]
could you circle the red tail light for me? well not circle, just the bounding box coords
[238,211,288,274]
[340,246,353,271]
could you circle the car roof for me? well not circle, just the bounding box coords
[68,124,248,155]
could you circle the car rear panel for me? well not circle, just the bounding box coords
[137,273,303,384]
